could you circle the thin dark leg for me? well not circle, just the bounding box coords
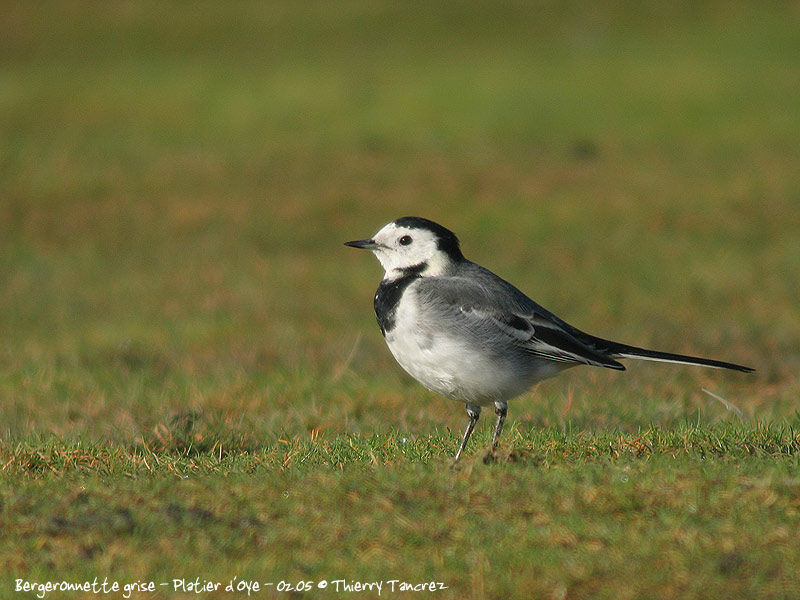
[491,401,508,451]
[454,404,481,463]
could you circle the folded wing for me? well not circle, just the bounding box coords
[415,271,625,371]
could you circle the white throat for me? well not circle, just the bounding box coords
[380,250,452,281]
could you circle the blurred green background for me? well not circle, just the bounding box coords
[3,3,800,598]
[1,0,798,441]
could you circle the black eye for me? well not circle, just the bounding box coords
[399,235,412,246]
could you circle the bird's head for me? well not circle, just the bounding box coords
[345,216,464,280]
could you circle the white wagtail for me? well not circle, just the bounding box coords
[346,217,754,462]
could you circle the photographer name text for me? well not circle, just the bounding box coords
[14,576,448,598]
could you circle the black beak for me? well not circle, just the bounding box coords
[344,238,379,250]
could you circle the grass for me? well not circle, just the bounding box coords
[3,426,800,599]
[2,1,800,598]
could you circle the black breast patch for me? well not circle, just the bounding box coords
[373,263,425,335]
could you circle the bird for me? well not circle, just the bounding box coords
[345,216,754,462]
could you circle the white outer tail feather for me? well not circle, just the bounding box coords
[612,349,754,373]
[616,352,729,369]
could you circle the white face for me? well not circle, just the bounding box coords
[369,222,449,279]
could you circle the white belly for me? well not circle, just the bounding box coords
[384,288,563,406]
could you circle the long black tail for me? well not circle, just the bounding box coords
[604,342,754,373]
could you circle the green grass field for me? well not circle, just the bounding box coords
[2,2,799,598]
